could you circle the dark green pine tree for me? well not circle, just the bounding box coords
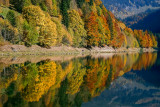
[60,0,71,28]
[107,11,114,40]
[89,0,94,6]
[6,10,16,26]
[76,0,85,8]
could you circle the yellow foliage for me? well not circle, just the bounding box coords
[23,5,58,47]
[68,9,87,47]
[51,17,72,45]
[118,22,126,30]
[119,70,124,76]
[23,6,45,26]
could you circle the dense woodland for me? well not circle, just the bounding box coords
[0,0,158,48]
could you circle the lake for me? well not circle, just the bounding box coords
[0,52,160,107]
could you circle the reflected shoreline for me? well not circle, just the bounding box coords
[0,52,158,106]
[0,52,157,65]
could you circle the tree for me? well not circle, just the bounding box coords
[10,0,31,12]
[0,0,9,7]
[134,30,157,48]
[106,11,113,40]
[51,17,72,46]
[89,0,94,6]
[23,5,57,48]
[151,34,157,47]
[85,12,99,47]
[6,10,16,26]
[45,0,53,9]
[68,10,87,47]
[97,15,111,46]
[22,21,38,46]
[76,0,85,8]
[60,0,70,28]
[0,19,19,43]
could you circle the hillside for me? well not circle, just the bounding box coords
[122,9,156,27]
[0,0,158,49]
[130,9,160,34]
[102,0,160,19]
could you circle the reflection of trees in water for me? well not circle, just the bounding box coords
[21,61,57,102]
[0,52,157,106]
[133,52,157,70]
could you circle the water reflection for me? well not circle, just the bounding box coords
[0,52,158,107]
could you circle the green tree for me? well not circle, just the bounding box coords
[68,10,87,47]
[60,0,71,28]
[107,11,114,40]
[23,5,57,48]
[23,21,38,46]
[10,0,31,12]
[76,0,85,8]
[89,0,94,6]
[6,10,16,26]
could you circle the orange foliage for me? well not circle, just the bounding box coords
[0,0,9,7]
[133,53,157,70]
[110,23,125,48]
[134,30,157,48]
[45,0,53,9]
[85,12,99,46]
[95,0,102,6]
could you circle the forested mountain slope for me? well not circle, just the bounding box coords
[0,0,158,49]
[130,9,160,34]
[122,9,156,27]
[102,0,160,19]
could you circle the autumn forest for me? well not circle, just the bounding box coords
[0,0,158,48]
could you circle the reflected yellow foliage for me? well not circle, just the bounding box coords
[22,61,57,102]
[66,60,86,95]
[0,52,158,105]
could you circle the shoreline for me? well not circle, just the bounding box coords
[0,45,158,56]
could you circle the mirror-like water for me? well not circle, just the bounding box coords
[0,52,159,107]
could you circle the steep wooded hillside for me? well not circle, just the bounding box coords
[102,0,160,19]
[130,9,160,34]
[0,0,158,48]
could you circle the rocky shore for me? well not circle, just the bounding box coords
[0,45,158,56]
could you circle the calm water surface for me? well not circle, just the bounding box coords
[0,52,160,107]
